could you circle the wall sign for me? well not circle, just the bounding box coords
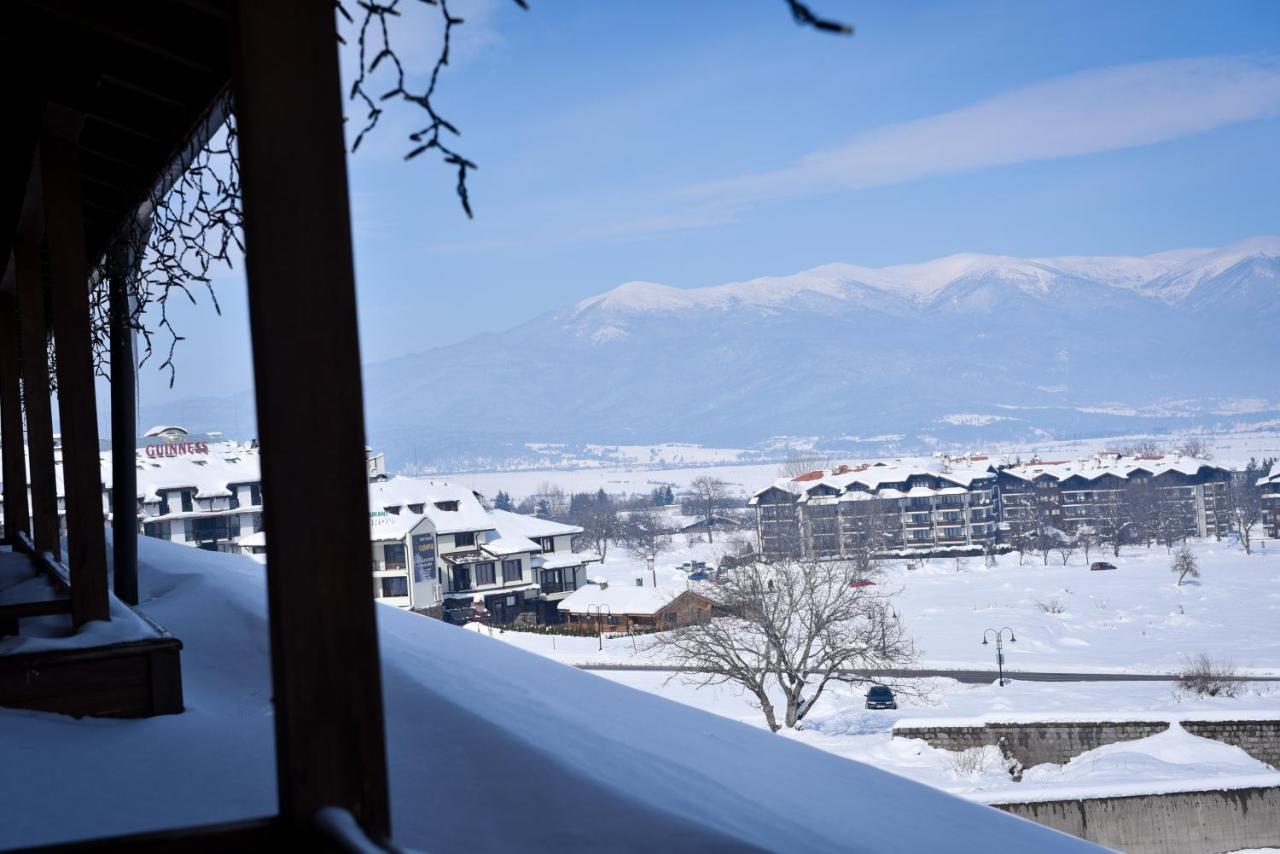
[145,441,210,458]
[412,533,437,582]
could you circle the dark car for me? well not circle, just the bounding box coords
[865,685,897,710]
[1090,561,1117,571]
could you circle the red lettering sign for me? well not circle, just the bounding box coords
[144,441,210,458]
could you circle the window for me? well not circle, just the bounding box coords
[451,566,472,591]
[144,521,171,541]
[383,543,407,570]
[475,562,496,585]
[454,531,476,547]
[379,576,408,598]
[539,536,555,553]
[502,559,522,583]
[665,612,677,625]
[540,569,565,593]
[408,503,424,514]
[181,490,194,513]
[435,500,459,512]
[159,494,171,516]
[249,483,262,506]
[607,616,620,626]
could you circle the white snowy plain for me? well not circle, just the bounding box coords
[475,533,1280,807]
[0,536,1093,852]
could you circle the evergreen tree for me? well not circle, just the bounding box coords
[493,490,514,512]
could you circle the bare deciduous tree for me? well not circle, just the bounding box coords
[1176,438,1212,460]
[1171,545,1199,586]
[1226,477,1262,556]
[622,509,674,562]
[1095,497,1132,558]
[777,454,837,479]
[1056,540,1075,566]
[686,476,733,544]
[653,557,914,732]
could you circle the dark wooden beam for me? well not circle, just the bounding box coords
[0,290,31,542]
[109,260,138,605]
[40,128,110,627]
[14,240,61,557]
[230,0,390,838]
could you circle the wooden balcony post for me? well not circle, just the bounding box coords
[41,131,110,627]
[230,0,390,838]
[14,236,62,561]
[108,260,138,605]
[0,289,31,542]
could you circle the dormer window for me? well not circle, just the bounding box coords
[386,505,402,515]
[434,500,459,512]
[408,503,424,514]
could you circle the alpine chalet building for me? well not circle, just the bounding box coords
[1260,463,1280,540]
[750,461,999,558]
[367,477,595,623]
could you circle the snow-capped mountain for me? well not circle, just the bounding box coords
[143,238,1280,469]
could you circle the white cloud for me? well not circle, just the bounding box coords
[685,54,1280,205]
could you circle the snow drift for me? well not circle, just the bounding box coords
[0,537,1094,851]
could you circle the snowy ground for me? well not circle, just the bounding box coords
[487,535,1280,675]
[585,673,1280,805]
[0,538,1090,852]
[472,534,1280,807]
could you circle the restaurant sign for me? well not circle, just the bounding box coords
[144,441,210,458]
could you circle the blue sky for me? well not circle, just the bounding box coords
[135,0,1280,407]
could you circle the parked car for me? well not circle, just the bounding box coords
[865,685,897,710]
[849,578,877,588]
[1090,561,1117,571]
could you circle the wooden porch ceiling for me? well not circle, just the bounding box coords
[0,0,233,281]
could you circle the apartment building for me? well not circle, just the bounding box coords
[997,454,1231,541]
[750,461,999,558]
[1260,463,1280,540]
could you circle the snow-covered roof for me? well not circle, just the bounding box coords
[97,441,262,503]
[533,553,597,570]
[1000,454,1225,485]
[0,538,1090,852]
[482,535,542,557]
[236,530,266,548]
[369,476,494,535]
[750,461,995,504]
[489,508,582,539]
[368,510,431,541]
[558,582,690,616]
[143,425,189,438]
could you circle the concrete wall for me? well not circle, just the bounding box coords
[894,721,1167,768]
[992,786,1280,854]
[894,719,1280,770]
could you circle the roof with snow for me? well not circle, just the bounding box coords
[999,454,1226,485]
[97,441,262,503]
[0,538,1090,852]
[489,508,583,539]
[750,461,995,504]
[558,582,696,616]
[368,510,431,541]
[369,477,495,535]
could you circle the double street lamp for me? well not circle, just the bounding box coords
[982,627,1016,687]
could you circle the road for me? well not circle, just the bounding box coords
[574,663,1280,684]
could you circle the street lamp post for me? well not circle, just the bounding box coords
[982,627,1017,687]
[587,604,612,651]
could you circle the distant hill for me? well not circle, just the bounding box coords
[138,237,1280,470]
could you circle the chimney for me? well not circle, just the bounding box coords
[635,577,644,587]
[599,581,609,591]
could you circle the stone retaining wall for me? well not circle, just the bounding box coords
[992,786,1280,854]
[893,719,1280,769]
